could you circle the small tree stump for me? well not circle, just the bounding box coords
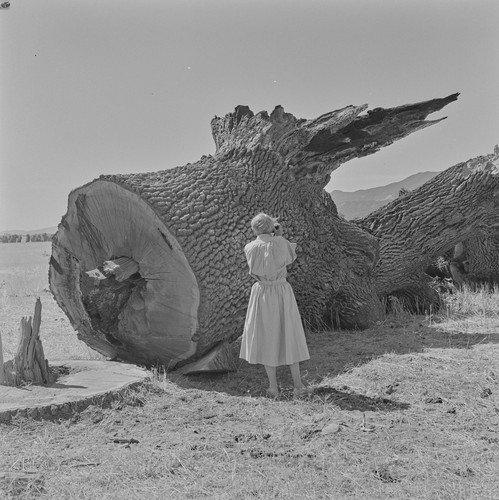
[0,298,53,386]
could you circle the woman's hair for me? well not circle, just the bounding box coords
[251,213,278,235]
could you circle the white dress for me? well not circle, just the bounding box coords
[239,234,310,367]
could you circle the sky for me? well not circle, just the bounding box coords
[1,0,498,231]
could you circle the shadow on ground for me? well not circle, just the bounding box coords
[308,386,410,411]
[166,317,499,406]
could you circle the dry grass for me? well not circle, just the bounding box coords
[1,242,498,499]
[0,242,102,361]
[440,283,499,317]
[430,283,499,335]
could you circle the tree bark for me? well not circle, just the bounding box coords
[0,330,5,385]
[450,234,499,286]
[50,94,458,371]
[358,151,499,309]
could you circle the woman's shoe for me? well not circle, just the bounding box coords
[266,388,279,398]
[293,386,311,398]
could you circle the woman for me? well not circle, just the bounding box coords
[240,213,310,397]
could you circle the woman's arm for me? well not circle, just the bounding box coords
[273,223,283,237]
[272,225,297,265]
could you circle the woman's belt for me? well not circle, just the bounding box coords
[255,279,287,286]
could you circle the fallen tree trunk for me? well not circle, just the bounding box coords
[50,94,458,371]
[0,329,5,385]
[449,235,499,286]
[358,150,499,310]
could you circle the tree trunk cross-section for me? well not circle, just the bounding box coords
[50,94,458,371]
[51,184,200,368]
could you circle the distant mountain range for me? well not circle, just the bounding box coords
[329,171,439,220]
[0,226,58,236]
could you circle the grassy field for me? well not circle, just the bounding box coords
[0,242,101,362]
[0,242,498,499]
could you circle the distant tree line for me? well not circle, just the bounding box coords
[0,233,53,243]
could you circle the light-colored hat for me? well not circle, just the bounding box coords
[251,213,278,234]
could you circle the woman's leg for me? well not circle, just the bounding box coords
[289,362,305,390]
[264,365,279,396]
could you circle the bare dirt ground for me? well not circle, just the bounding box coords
[1,242,498,499]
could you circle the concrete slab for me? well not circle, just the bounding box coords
[0,360,149,423]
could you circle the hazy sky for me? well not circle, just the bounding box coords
[1,0,498,230]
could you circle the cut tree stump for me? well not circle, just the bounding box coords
[0,298,53,386]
